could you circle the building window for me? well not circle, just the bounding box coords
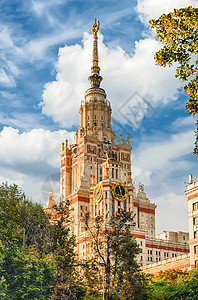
[116,169,118,179]
[112,200,114,205]
[146,217,148,221]
[100,168,102,174]
[147,250,149,255]
[172,253,174,257]
[151,230,153,235]
[80,212,83,217]
[118,208,120,214]
[105,191,107,198]
[100,177,102,181]
[112,168,114,178]
[147,257,149,261]
[150,250,152,255]
[156,251,158,255]
[151,224,153,228]
[194,231,198,239]
[90,166,92,169]
[80,206,83,210]
[151,217,153,222]
[141,256,143,261]
[112,207,114,212]
[90,157,92,161]
[183,236,185,240]
[124,164,126,168]
[124,173,126,176]
[164,252,166,257]
[193,202,198,211]
[85,206,87,211]
[146,223,148,228]
[140,241,142,246]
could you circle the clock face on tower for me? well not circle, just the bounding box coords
[111,182,128,201]
[93,183,103,203]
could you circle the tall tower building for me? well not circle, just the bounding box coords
[45,20,189,267]
[59,20,133,235]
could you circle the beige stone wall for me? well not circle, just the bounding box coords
[157,231,189,243]
[185,176,198,268]
[142,253,190,275]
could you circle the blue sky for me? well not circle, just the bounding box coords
[0,0,197,234]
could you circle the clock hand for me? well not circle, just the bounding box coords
[118,185,122,196]
[96,189,100,197]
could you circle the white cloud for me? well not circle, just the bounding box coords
[154,192,188,234]
[31,0,65,16]
[0,25,23,55]
[134,130,194,172]
[132,128,195,189]
[41,32,182,128]
[137,0,198,24]
[0,127,75,203]
[0,69,15,87]
[0,127,75,168]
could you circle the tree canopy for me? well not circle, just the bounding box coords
[81,209,149,299]
[149,6,198,156]
[0,183,84,299]
[148,268,198,299]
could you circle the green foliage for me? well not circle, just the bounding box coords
[149,268,198,300]
[149,6,198,156]
[0,183,55,299]
[81,209,149,299]
[48,201,84,299]
[0,276,7,300]
[0,183,84,299]
[108,210,149,299]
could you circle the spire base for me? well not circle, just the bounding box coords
[88,74,103,88]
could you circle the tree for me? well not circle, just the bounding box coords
[0,183,54,299]
[81,210,149,299]
[149,6,198,156]
[49,201,84,300]
[108,211,149,299]
[148,268,198,300]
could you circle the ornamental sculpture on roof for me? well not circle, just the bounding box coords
[92,19,100,36]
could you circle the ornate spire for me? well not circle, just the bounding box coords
[88,19,103,88]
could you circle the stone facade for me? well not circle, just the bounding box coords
[45,20,189,268]
[185,175,198,268]
[143,253,190,275]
